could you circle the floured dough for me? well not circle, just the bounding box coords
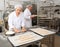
[6,31,15,35]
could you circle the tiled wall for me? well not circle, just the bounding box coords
[0,0,60,19]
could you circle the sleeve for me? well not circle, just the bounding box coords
[24,10,31,20]
[21,15,25,27]
[8,14,14,30]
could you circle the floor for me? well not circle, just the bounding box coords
[55,35,60,47]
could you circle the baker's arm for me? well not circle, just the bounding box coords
[8,14,19,33]
[24,12,36,20]
[8,14,14,30]
[21,17,26,32]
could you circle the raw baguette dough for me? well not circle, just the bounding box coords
[30,28,55,36]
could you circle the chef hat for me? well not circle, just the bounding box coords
[26,4,32,8]
[14,4,23,9]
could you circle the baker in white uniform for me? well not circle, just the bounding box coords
[8,4,26,33]
[24,5,36,28]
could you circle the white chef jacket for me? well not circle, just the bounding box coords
[8,11,25,31]
[24,8,32,28]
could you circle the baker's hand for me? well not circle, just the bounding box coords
[30,15,36,19]
[15,29,20,33]
[13,28,20,33]
[21,27,26,32]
